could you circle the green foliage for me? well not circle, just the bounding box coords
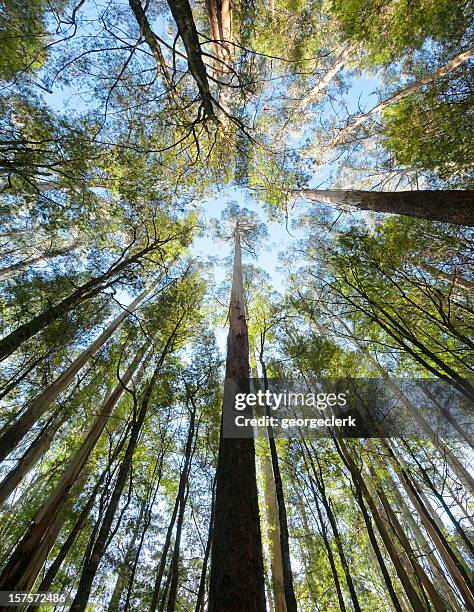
[328,0,472,64]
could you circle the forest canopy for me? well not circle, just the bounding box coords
[0,0,473,611]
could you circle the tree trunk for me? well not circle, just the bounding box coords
[207,226,266,611]
[385,441,474,609]
[259,354,297,612]
[0,413,64,507]
[0,282,157,461]
[260,435,287,612]
[70,312,186,612]
[333,314,474,493]
[0,342,148,595]
[303,441,361,612]
[107,498,148,612]
[166,0,216,119]
[294,188,474,226]
[372,444,463,611]
[335,439,426,611]
[332,46,474,143]
[373,474,447,611]
[421,263,474,293]
[0,242,79,279]
[194,476,215,612]
[0,238,167,361]
[298,45,351,110]
[128,0,174,93]
[166,405,197,612]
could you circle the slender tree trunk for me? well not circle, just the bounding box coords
[0,242,79,279]
[107,498,148,612]
[260,434,286,612]
[372,444,463,611]
[385,441,474,609]
[421,264,474,293]
[0,343,148,596]
[332,46,474,143]
[303,441,361,612]
[259,354,297,612]
[373,473,447,612]
[165,0,216,118]
[69,311,186,612]
[128,0,174,93]
[207,226,266,611]
[333,314,474,493]
[166,406,197,612]
[0,282,157,461]
[0,413,64,507]
[298,45,351,110]
[194,476,216,612]
[303,467,347,612]
[335,439,426,611]
[294,189,474,226]
[70,369,158,610]
[0,238,166,361]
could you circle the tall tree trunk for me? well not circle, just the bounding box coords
[207,226,266,611]
[194,476,215,612]
[421,263,474,293]
[294,189,474,226]
[371,442,463,611]
[0,238,167,361]
[302,466,347,612]
[259,434,287,612]
[0,413,64,507]
[166,404,198,612]
[332,46,474,144]
[385,441,474,609]
[372,472,447,611]
[259,352,297,612]
[332,314,474,493]
[302,440,361,612]
[0,282,157,461]
[0,242,79,279]
[107,498,148,612]
[205,0,233,73]
[165,0,216,119]
[0,342,148,596]
[69,313,186,612]
[335,439,426,611]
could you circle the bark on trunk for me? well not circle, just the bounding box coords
[207,226,266,611]
[421,264,474,293]
[0,282,157,462]
[0,413,64,507]
[166,0,216,118]
[128,0,175,93]
[0,240,165,361]
[194,476,215,612]
[166,406,197,612]
[0,343,147,595]
[0,242,79,279]
[70,313,186,612]
[335,439,426,611]
[332,46,474,144]
[295,189,474,226]
[259,356,297,612]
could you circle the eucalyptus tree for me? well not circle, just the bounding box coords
[208,202,267,611]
